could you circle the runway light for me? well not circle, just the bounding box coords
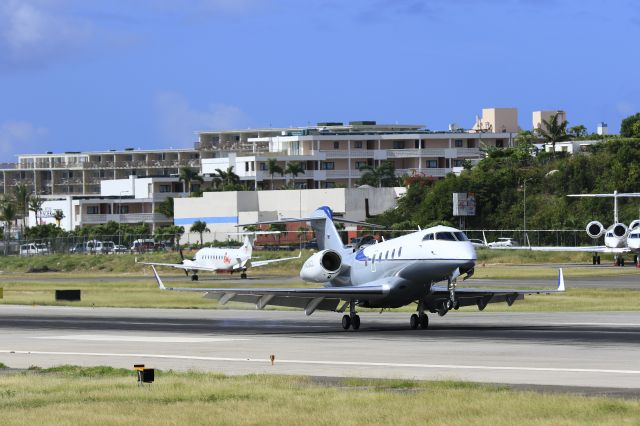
[270,355,275,365]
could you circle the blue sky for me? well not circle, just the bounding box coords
[0,0,639,161]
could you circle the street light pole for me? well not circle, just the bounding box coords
[119,190,130,246]
[523,178,531,246]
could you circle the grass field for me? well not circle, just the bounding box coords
[1,251,639,311]
[0,366,638,425]
[0,272,639,312]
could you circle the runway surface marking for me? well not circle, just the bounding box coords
[29,335,250,343]
[3,350,640,376]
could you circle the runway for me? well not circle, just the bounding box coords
[1,305,639,393]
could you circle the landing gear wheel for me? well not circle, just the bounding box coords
[596,256,601,265]
[341,314,351,330]
[419,314,429,329]
[621,258,625,267]
[453,301,460,310]
[351,315,361,330]
[445,300,454,310]
[191,274,199,281]
[240,272,247,279]
[410,314,419,329]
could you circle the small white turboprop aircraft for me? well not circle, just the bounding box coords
[489,191,640,266]
[149,206,564,330]
[140,234,301,281]
[482,233,517,248]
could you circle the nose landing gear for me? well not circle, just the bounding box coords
[410,301,429,329]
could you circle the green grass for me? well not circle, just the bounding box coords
[0,366,638,425]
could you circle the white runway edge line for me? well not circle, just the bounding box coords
[2,350,640,375]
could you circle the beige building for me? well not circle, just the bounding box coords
[199,121,515,189]
[532,110,567,130]
[471,108,519,133]
[1,148,200,197]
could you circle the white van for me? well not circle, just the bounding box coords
[20,243,49,256]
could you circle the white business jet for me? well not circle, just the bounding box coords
[490,191,640,266]
[140,233,300,280]
[149,206,564,330]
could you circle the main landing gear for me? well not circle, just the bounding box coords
[592,255,601,265]
[341,300,361,330]
[410,301,429,329]
[191,274,199,281]
[240,272,247,279]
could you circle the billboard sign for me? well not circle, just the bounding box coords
[453,192,476,216]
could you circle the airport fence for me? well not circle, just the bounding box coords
[0,228,596,257]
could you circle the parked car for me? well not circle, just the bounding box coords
[97,241,115,254]
[20,243,49,256]
[69,240,102,254]
[113,244,129,253]
[131,239,155,252]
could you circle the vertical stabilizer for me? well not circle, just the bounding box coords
[310,206,346,253]
[242,235,253,258]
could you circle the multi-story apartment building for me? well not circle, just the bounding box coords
[0,148,200,197]
[199,120,516,189]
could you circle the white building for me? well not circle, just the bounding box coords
[174,187,405,244]
[29,176,183,231]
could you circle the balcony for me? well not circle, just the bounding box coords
[79,213,170,225]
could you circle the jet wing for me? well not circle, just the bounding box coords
[250,252,302,267]
[488,245,629,253]
[428,269,565,309]
[150,265,387,314]
[138,261,220,272]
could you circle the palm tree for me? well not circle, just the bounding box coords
[53,209,65,227]
[12,183,31,230]
[0,199,17,255]
[213,166,241,190]
[537,113,570,153]
[358,161,399,187]
[190,220,210,245]
[285,161,305,188]
[28,195,44,226]
[266,158,283,190]
[569,125,587,138]
[179,167,203,194]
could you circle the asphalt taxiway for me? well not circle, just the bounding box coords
[1,304,639,394]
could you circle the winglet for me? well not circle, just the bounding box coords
[151,265,167,290]
[557,268,565,292]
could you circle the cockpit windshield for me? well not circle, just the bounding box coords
[423,231,470,241]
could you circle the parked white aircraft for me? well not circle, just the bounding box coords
[140,234,300,280]
[482,233,517,248]
[490,191,640,266]
[149,206,565,330]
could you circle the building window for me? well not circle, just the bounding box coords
[496,139,504,148]
[467,140,475,148]
[120,205,129,214]
[321,162,335,170]
[251,162,255,171]
[354,141,363,149]
[453,160,464,167]
[259,163,266,171]
[355,161,368,170]
[454,139,463,148]
[159,184,171,193]
[325,182,336,188]
[245,162,249,172]
[426,160,438,168]
[333,141,339,150]
[87,206,99,214]
[393,141,405,149]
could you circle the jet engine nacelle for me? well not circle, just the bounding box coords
[629,220,640,231]
[300,249,343,282]
[610,223,628,238]
[586,221,605,239]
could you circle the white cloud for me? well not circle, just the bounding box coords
[0,0,92,68]
[154,91,249,145]
[0,120,47,162]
